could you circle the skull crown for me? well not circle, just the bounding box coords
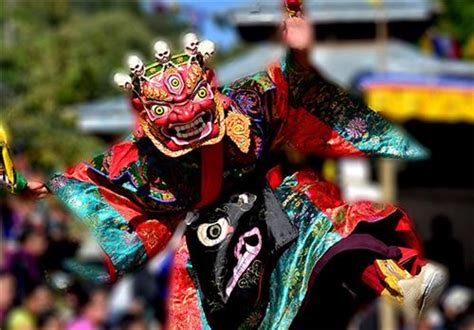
[114,34,216,92]
[153,40,171,64]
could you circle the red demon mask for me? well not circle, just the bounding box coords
[114,35,228,157]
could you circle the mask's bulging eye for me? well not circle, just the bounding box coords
[197,218,229,247]
[170,77,180,88]
[194,84,213,102]
[197,86,208,98]
[165,74,184,95]
[146,104,169,121]
[151,105,166,116]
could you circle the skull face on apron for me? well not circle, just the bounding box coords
[186,187,297,329]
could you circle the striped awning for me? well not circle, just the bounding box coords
[358,73,474,123]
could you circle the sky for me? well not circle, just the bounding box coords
[143,0,253,50]
[177,0,253,50]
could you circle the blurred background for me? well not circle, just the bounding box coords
[1,0,473,329]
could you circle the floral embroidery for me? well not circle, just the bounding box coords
[280,51,429,160]
[47,176,149,280]
[345,117,367,139]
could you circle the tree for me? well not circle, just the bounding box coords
[0,1,190,173]
[436,0,474,45]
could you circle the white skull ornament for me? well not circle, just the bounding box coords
[113,73,132,91]
[198,40,215,61]
[153,41,171,64]
[183,33,199,56]
[127,55,145,77]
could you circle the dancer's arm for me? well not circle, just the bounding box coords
[10,134,179,283]
[264,9,427,160]
[281,11,313,70]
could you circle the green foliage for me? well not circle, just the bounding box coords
[0,1,190,173]
[436,0,474,44]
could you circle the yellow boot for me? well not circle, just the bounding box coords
[377,259,448,322]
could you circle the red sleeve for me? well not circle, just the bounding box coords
[265,51,428,160]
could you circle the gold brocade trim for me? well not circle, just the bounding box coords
[142,84,169,101]
[141,94,226,158]
[376,259,412,304]
[184,64,203,90]
[225,111,251,153]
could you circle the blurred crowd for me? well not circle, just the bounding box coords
[0,192,167,330]
[1,192,473,330]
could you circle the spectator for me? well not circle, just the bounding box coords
[67,288,109,330]
[120,313,149,330]
[41,203,79,271]
[441,286,474,329]
[424,214,465,284]
[0,271,15,326]
[5,284,53,330]
[1,199,17,240]
[37,310,64,330]
[5,227,47,301]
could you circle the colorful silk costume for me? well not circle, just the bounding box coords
[40,35,429,328]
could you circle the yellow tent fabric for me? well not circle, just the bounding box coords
[365,86,474,124]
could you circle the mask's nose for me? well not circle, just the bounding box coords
[168,103,199,123]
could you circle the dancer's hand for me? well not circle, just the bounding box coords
[281,13,313,69]
[23,180,49,199]
[281,13,313,52]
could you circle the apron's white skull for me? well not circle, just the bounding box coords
[225,227,262,297]
[183,33,199,56]
[127,55,145,77]
[198,40,215,61]
[153,41,171,64]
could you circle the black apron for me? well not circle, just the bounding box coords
[186,186,297,329]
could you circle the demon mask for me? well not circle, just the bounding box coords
[114,37,227,157]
